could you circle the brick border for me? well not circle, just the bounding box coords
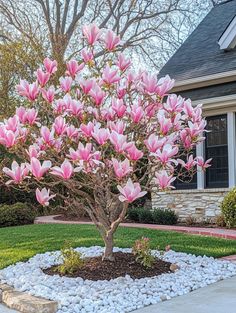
[0,284,58,313]
[35,215,236,240]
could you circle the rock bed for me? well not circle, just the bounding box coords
[0,246,236,313]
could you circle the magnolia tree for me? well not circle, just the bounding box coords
[0,24,210,261]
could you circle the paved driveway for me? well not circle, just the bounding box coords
[133,275,236,313]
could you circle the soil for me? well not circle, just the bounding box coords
[43,252,171,281]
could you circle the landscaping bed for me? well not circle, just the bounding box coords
[44,252,171,280]
[0,246,236,313]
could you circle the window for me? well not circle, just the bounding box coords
[205,115,228,188]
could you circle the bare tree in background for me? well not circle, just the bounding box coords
[0,0,220,70]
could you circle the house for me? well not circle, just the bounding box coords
[152,0,236,221]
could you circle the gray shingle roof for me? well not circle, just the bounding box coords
[159,0,236,81]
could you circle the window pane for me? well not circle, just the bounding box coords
[205,115,228,188]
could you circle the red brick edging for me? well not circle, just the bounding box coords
[35,215,236,240]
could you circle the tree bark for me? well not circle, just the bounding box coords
[102,232,114,261]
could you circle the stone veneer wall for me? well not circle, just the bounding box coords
[152,188,230,222]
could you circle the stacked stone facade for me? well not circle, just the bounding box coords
[152,188,229,222]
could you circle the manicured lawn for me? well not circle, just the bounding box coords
[0,223,236,269]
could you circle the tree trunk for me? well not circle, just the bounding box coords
[103,232,114,261]
[51,35,67,78]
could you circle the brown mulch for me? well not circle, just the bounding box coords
[43,252,171,281]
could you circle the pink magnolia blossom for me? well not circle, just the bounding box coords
[29,157,52,179]
[117,87,126,99]
[5,116,19,132]
[101,107,116,121]
[108,120,126,134]
[53,99,66,114]
[16,80,39,101]
[110,131,129,152]
[89,85,106,106]
[126,143,143,161]
[178,155,197,171]
[112,158,132,179]
[112,98,126,118]
[25,108,38,125]
[80,122,94,138]
[145,134,164,153]
[66,60,84,77]
[0,128,17,148]
[180,130,192,149]
[117,53,131,71]
[60,76,73,93]
[74,142,93,161]
[117,178,147,203]
[142,72,158,94]
[164,94,184,113]
[36,68,50,87]
[156,75,175,97]
[130,103,144,123]
[36,188,55,206]
[104,29,120,50]
[61,94,73,110]
[67,99,84,117]
[102,65,120,85]
[42,86,55,103]
[26,145,42,159]
[16,107,27,123]
[66,125,79,139]
[43,58,57,74]
[157,111,172,135]
[155,144,178,164]
[92,127,110,145]
[80,78,95,94]
[82,24,101,45]
[3,161,29,184]
[40,126,55,145]
[50,159,74,179]
[155,170,176,189]
[145,103,157,118]
[196,157,212,170]
[53,116,67,136]
[187,121,206,138]
[81,48,94,63]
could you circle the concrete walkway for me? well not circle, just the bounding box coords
[133,275,236,313]
[35,215,236,240]
[0,304,18,312]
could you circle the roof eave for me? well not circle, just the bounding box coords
[171,70,236,92]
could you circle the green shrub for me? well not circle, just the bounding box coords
[127,207,178,225]
[56,242,84,275]
[138,209,153,223]
[152,208,178,225]
[132,237,155,268]
[127,207,141,222]
[215,214,226,227]
[221,188,236,228]
[0,202,36,227]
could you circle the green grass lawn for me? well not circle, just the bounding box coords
[0,223,236,269]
